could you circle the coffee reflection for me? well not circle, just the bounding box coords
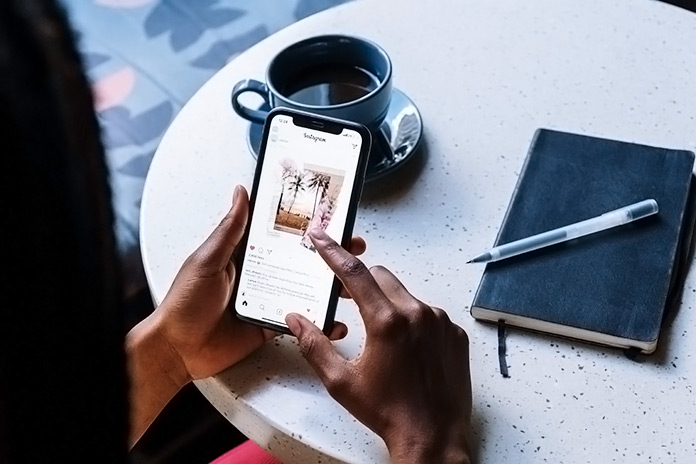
[281,65,380,106]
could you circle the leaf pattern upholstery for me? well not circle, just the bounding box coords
[190,25,269,70]
[144,0,247,52]
[59,0,351,296]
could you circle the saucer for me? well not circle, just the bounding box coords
[245,88,423,182]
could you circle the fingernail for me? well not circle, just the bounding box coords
[285,313,303,337]
[232,185,241,205]
[309,228,328,241]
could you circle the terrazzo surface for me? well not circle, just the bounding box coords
[141,0,696,462]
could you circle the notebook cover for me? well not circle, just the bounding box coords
[471,129,695,351]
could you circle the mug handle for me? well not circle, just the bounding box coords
[231,79,270,124]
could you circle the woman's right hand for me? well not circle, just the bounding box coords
[285,229,472,464]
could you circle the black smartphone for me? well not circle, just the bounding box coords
[233,108,372,335]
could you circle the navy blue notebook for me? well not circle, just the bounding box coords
[471,129,695,353]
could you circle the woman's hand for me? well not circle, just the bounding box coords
[156,185,364,382]
[152,185,269,382]
[127,185,365,446]
[286,229,472,464]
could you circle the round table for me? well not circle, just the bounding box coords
[140,0,696,462]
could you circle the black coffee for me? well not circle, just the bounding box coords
[282,65,379,106]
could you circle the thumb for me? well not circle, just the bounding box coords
[286,313,348,389]
[194,186,249,271]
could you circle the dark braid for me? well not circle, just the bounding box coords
[0,0,128,462]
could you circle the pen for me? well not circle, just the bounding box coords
[467,199,659,264]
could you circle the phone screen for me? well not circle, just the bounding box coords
[235,113,365,329]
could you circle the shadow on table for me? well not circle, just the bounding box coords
[477,315,682,372]
[222,327,486,462]
[213,338,358,463]
[469,408,485,464]
[220,336,337,396]
[661,0,696,13]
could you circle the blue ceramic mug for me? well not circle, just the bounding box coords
[231,35,392,129]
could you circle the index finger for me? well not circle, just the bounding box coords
[310,228,392,323]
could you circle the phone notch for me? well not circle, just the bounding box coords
[292,115,342,134]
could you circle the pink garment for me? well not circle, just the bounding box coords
[210,440,283,464]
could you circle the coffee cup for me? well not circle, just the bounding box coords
[231,35,392,130]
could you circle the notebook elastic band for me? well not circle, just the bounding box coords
[498,320,510,378]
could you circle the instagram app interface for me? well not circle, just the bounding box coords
[236,115,363,328]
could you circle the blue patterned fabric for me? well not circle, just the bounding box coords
[59,0,350,296]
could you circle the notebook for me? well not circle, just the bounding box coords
[470,129,696,354]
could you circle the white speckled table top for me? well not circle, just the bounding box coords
[140,0,696,462]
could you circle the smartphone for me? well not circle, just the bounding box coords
[233,108,372,335]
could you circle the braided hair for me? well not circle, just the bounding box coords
[0,0,128,461]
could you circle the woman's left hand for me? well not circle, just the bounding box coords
[153,185,365,382]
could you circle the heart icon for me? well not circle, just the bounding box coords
[250,246,255,250]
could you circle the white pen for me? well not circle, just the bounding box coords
[467,199,659,264]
